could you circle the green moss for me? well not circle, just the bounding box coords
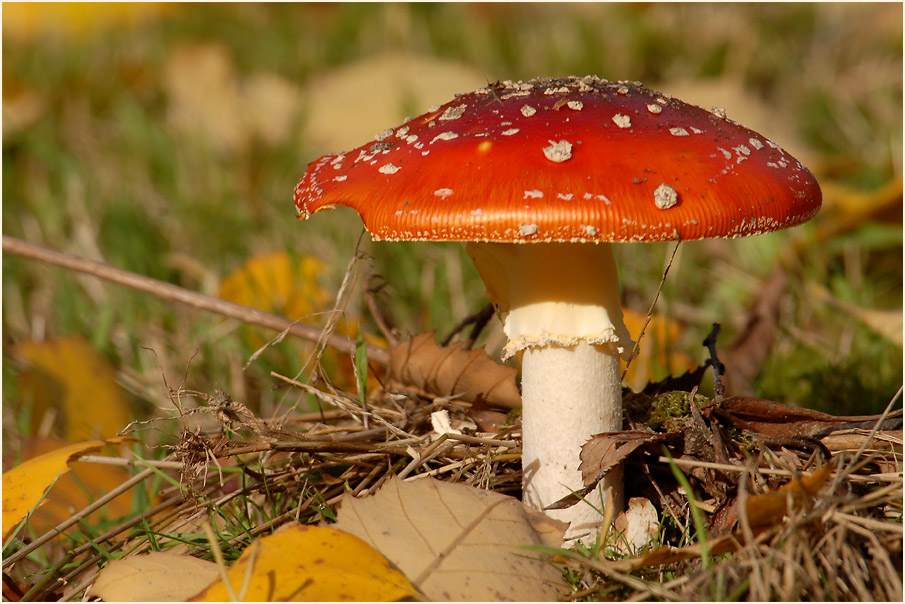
[624,390,711,431]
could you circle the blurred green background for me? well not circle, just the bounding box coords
[3,3,902,450]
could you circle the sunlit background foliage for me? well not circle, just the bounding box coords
[3,2,902,469]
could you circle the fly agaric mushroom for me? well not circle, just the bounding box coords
[294,76,821,541]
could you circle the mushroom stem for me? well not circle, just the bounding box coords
[521,340,624,538]
[466,241,633,541]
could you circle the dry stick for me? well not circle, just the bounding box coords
[838,385,903,481]
[1,235,390,366]
[2,467,155,568]
[622,240,681,379]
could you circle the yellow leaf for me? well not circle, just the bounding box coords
[622,308,697,392]
[94,552,219,602]
[13,437,137,535]
[189,525,418,602]
[2,439,107,540]
[219,250,329,325]
[16,335,133,441]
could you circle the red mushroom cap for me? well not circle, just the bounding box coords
[294,76,821,243]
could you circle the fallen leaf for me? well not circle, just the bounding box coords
[333,475,568,601]
[218,250,329,350]
[2,439,107,540]
[302,52,488,153]
[93,552,219,602]
[816,177,903,241]
[10,437,135,535]
[744,463,835,532]
[388,332,521,410]
[164,43,304,153]
[242,73,304,147]
[218,250,329,322]
[189,525,418,602]
[580,430,668,486]
[16,335,133,441]
[705,396,898,439]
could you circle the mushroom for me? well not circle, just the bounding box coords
[294,76,822,541]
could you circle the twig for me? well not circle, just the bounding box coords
[702,323,726,401]
[2,235,389,366]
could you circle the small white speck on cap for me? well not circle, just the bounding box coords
[405,135,418,144]
[519,223,539,237]
[470,209,483,216]
[654,183,678,209]
[613,114,632,128]
[543,139,573,162]
[374,128,394,141]
[378,163,400,175]
[647,104,662,114]
[502,128,520,136]
[524,190,544,199]
[582,225,598,237]
[544,86,570,95]
[617,86,629,95]
[428,104,441,112]
[749,138,764,150]
[711,107,727,118]
[430,131,459,144]
[334,175,347,182]
[396,126,410,137]
[440,104,467,120]
[567,100,583,110]
[717,147,732,161]
[521,104,537,117]
[434,188,453,199]
[669,127,689,137]
[690,127,703,134]
[557,193,574,200]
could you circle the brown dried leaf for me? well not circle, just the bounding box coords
[707,396,898,439]
[388,333,521,410]
[332,476,568,602]
[744,463,835,532]
[579,430,668,486]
